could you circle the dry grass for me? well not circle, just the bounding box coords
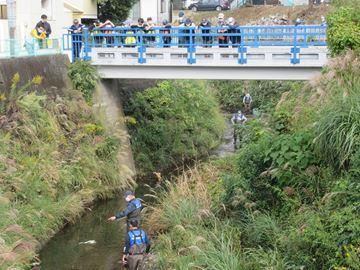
[179,4,333,25]
[145,163,220,234]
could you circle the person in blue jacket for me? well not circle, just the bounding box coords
[68,19,84,61]
[108,190,142,230]
[122,220,150,270]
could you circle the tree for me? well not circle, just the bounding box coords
[97,0,138,23]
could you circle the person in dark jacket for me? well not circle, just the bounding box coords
[227,17,241,47]
[122,220,150,270]
[35,14,52,48]
[161,19,172,47]
[183,18,195,47]
[199,18,212,47]
[68,19,84,61]
[108,190,142,230]
[36,14,52,38]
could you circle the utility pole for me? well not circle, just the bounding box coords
[6,0,16,57]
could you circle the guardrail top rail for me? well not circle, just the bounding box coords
[62,25,327,63]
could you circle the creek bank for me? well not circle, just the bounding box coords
[0,56,134,270]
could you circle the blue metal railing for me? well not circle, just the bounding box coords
[62,25,327,64]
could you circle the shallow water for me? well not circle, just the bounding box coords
[39,197,128,270]
[39,118,234,270]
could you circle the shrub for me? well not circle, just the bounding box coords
[327,5,360,55]
[314,94,360,170]
[68,61,99,103]
[127,80,225,174]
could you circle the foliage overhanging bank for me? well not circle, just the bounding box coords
[0,74,133,269]
[126,80,225,175]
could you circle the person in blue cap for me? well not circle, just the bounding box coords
[108,190,142,230]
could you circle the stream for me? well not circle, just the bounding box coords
[39,118,234,270]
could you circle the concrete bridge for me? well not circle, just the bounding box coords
[64,25,328,80]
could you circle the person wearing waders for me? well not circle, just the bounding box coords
[108,190,142,231]
[231,111,247,149]
[122,220,150,270]
[243,93,253,114]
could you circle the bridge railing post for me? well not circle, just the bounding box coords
[83,28,91,61]
[291,26,300,64]
[187,27,196,64]
[138,30,146,64]
[238,29,247,64]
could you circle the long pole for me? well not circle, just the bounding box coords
[6,0,16,57]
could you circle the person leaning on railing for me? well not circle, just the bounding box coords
[217,13,228,48]
[227,17,241,48]
[161,20,172,47]
[199,18,212,48]
[68,19,84,61]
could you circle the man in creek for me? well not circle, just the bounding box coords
[123,220,150,270]
[108,190,142,230]
[243,93,253,114]
[231,111,247,149]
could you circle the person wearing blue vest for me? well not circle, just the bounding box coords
[123,220,150,270]
[108,190,142,230]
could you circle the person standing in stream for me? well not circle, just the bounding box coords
[108,190,142,230]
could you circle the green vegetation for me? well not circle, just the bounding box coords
[211,80,302,113]
[0,75,133,269]
[68,61,99,104]
[327,0,360,55]
[146,51,360,270]
[126,80,225,174]
[97,0,138,23]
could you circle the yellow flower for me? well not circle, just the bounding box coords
[32,75,43,85]
[0,93,6,101]
[12,73,20,86]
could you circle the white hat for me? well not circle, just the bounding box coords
[228,17,235,24]
[218,13,224,19]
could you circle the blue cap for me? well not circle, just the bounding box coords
[124,190,134,198]
[179,11,184,17]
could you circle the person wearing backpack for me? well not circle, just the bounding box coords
[243,93,253,114]
[231,111,247,149]
[108,190,142,230]
[123,220,150,270]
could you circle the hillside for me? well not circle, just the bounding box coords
[179,4,332,24]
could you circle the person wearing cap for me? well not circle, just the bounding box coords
[108,190,142,230]
[122,219,151,270]
[227,17,240,48]
[243,93,253,114]
[68,19,84,61]
[183,18,195,47]
[217,13,228,47]
[199,18,212,47]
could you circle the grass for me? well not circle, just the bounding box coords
[0,77,134,269]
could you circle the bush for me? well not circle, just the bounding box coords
[314,94,360,170]
[68,61,99,103]
[327,5,360,55]
[127,80,225,174]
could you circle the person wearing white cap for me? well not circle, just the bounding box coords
[227,17,241,47]
[217,13,228,47]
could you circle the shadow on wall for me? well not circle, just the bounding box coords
[0,55,70,95]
